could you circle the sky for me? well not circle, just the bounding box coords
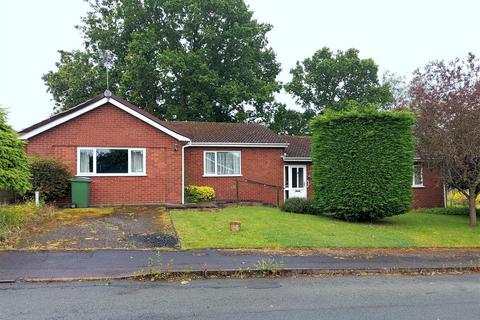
[1,0,479,130]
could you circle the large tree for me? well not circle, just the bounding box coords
[411,53,480,226]
[381,71,410,110]
[269,104,312,136]
[43,0,281,123]
[285,47,393,114]
[0,108,31,194]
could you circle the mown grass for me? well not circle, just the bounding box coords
[171,206,480,249]
[0,202,54,240]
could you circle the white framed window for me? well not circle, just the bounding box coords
[412,163,424,188]
[204,151,241,176]
[77,147,146,176]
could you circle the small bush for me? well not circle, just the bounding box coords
[447,191,480,208]
[28,157,72,202]
[281,198,317,215]
[420,207,472,216]
[185,185,215,203]
[311,108,415,222]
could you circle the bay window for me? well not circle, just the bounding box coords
[204,151,241,176]
[77,147,146,176]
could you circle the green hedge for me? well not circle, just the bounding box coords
[419,207,472,216]
[0,108,31,194]
[311,108,415,221]
[185,185,215,203]
[281,198,317,215]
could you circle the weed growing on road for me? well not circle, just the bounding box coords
[145,252,175,280]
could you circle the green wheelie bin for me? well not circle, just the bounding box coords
[70,177,91,208]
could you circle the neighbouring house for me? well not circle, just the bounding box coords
[18,91,445,208]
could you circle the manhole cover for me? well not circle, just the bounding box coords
[129,233,178,247]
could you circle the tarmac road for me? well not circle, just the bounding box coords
[1,274,479,320]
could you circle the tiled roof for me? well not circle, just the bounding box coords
[159,121,287,144]
[18,92,287,145]
[283,135,311,158]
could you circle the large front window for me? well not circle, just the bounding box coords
[204,151,241,176]
[78,147,146,176]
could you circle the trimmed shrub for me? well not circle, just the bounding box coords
[0,108,31,194]
[28,157,72,202]
[311,108,415,221]
[185,185,215,203]
[281,198,317,215]
[420,207,472,216]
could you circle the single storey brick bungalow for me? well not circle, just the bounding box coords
[19,91,446,208]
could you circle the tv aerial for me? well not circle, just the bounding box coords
[100,50,117,93]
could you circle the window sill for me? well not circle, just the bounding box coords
[203,174,243,178]
[76,173,147,177]
[412,185,425,189]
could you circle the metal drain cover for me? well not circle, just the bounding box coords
[129,233,178,247]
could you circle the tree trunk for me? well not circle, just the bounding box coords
[468,190,477,226]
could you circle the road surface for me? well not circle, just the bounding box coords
[1,274,479,319]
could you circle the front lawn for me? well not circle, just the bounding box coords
[171,206,480,249]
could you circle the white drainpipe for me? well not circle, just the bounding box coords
[181,141,191,204]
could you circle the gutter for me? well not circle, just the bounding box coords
[189,142,289,148]
[283,156,312,162]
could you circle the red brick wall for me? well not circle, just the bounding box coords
[184,147,285,205]
[413,165,445,209]
[25,103,183,205]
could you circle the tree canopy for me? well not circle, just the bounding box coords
[381,71,410,110]
[269,104,312,136]
[43,0,281,123]
[285,47,393,114]
[0,108,31,194]
[411,53,480,226]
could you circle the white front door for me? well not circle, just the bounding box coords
[284,165,307,199]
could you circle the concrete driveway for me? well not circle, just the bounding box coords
[2,206,179,250]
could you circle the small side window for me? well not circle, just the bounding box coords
[412,164,424,187]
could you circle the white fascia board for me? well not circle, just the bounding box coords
[19,97,191,142]
[19,98,109,140]
[189,142,289,148]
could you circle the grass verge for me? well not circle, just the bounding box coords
[0,202,55,241]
